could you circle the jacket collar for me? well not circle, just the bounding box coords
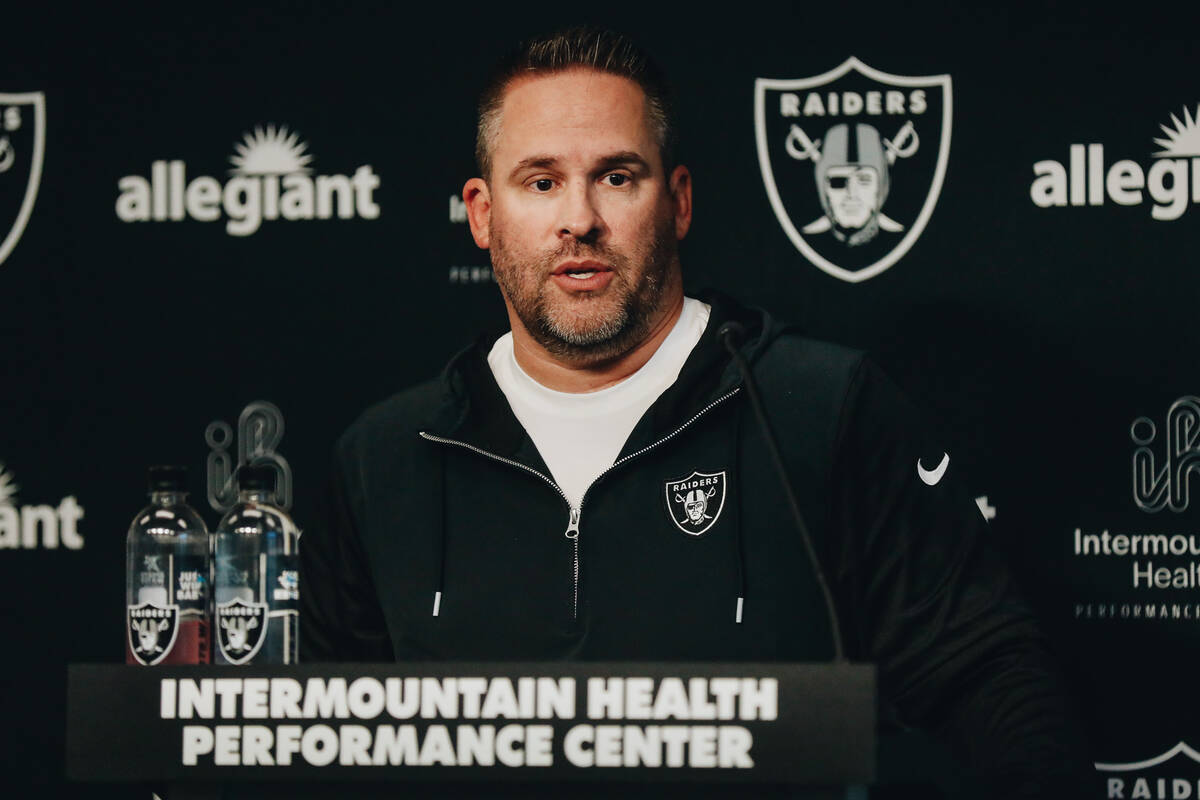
[420,290,786,463]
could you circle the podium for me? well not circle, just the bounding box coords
[67,662,875,799]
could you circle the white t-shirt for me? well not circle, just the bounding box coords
[487,297,711,509]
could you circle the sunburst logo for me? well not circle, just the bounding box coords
[1032,102,1200,220]
[0,462,17,506]
[116,123,380,236]
[229,124,313,175]
[1153,105,1200,158]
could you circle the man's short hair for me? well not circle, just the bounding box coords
[475,27,677,181]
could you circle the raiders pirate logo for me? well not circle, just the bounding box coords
[127,602,180,666]
[664,471,727,536]
[755,58,951,282]
[0,92,45,269]
[216,597,269,664]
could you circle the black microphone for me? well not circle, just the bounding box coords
[718,321,846,662]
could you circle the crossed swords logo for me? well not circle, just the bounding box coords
[784,120,919,238]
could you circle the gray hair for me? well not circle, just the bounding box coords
[475,27,677,181]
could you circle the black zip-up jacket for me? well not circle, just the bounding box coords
[302,291,1089,797]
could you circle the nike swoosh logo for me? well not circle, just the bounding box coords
[918,453,950,486]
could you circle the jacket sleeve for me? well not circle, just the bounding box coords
[828,357,1090,798]
[299,444,394,662]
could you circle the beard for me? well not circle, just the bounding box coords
[489,215,679,364]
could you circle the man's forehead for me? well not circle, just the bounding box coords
[492,69,656,165]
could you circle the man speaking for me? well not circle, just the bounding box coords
[303,27,1087,797]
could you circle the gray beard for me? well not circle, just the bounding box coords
[491,221,677,364]
[831,214,881,247]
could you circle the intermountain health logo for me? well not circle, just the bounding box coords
[1031,105,1200,219]
[0,92,45,268]
[755,57,952,283]
[206,400,292,512]
[1071,397,1200,624]
[1132,397,1200,513]
[116,125,381,236]
[0,461,85,550]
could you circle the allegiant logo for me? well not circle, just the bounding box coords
[115,125,380,236]
[1030,105,1200,221]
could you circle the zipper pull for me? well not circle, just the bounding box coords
[564,507,581,539]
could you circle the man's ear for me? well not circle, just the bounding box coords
[464,177,491,249]
[668,165,692,240]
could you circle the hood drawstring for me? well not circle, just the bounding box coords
[432,446,446,617]
[732,398,747,624]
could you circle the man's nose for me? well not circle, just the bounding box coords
[557,183,602,241]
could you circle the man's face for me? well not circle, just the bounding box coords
[465,69,690,363]
[823,165,879,229]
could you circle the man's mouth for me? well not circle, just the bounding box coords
[550,260,614,290]
[553,260,611,279]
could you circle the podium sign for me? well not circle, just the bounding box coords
[67,662,874,785]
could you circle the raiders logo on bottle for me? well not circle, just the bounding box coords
[127,602,180,666]
[215,597,268,664]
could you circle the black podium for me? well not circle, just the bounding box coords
[67,662,875,799]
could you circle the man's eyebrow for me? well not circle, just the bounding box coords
[596,151,651,171]
[509,152,652,175]
[512,155,560,173]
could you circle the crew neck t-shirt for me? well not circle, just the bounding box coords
[487,297,711,509]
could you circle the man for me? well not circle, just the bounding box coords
[302,28,1087,796]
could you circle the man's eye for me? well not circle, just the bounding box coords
[827,176,848,190]
[532,179,554,192]
[604,173,629,187]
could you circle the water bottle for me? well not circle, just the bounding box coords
[126,465,210,665]
[213,464,300,664]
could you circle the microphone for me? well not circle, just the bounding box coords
[718,321,846,662]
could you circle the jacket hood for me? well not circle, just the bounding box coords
[420,289,792,460]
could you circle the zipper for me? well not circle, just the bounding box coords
[565,508,580,617]
[418,386,741,619]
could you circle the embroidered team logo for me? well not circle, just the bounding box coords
[755,58,951,282]
[0,92,45,269]
[216,597,269,664]
[127,602,180,666]
[665,471,727,536]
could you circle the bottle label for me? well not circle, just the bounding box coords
[127,602,181,666]
[176,569,206,603]
[215,597,269,665]
[273,569,299,602]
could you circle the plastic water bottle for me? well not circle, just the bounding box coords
[126,466,210,665]
[213,464,300,664]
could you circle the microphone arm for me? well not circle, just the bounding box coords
[717,321,846,662]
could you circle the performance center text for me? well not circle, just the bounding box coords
[160,676,776,769]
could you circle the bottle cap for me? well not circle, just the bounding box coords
[237,464,276,493]
[147,465,187,492]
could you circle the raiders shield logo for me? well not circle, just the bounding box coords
[216,597,269,664]
[127,602,180,666]
[0,93,45,269]
[755,58,951,282]
[665,471,727,536]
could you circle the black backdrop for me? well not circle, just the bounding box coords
[3,4,1199,797]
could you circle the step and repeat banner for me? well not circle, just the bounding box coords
[2,5,1198,798]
